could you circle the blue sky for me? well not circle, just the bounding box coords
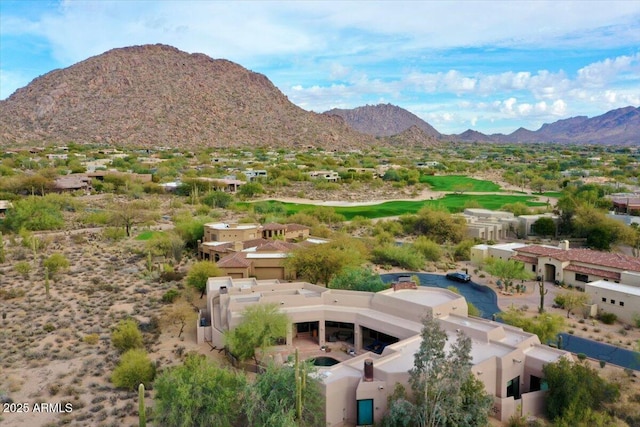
[1,1,639,135]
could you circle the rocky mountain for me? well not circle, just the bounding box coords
[324,103,441,138]
[455,106,640,145]
[0,44,376,149]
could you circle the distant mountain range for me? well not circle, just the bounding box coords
[454,106,640,146]
[327,104,640,146]
[0,43,637,148]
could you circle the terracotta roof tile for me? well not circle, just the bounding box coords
[217,252,251,268]
[516,245,640,273]
[564,265,620,280]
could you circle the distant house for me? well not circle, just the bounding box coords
[243,169,267,181]
[53,175,93,193]
[472,241,640,288]
[197,222,318,280]
[308,170,340,182]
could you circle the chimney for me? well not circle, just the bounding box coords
[233,241,243,252]
[364,359,374,382]
[559,240,569,250]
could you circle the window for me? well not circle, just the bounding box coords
[506,376,521,399]
[619,301,624,307]
[357,399,374,425]
[602,297,606,302]
[610,299,615,304]
[530,375,548,392]
[575,273,589,283]
[531,265,536,272]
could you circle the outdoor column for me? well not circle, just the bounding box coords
[319,321,326,347]
[354,324,362,352]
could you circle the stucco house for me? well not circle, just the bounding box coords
[197,222,317,280]
[472,241,640,323]
[197,277,572,425]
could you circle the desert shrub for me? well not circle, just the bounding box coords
[161,289,180,304]
[102,227,127,241]
[111,349,155,390]
[43,253,70,277]
[84,334,100,345]
[598,312,617,325]
[0,288,26,300]
[577,353,587,361]
[413,236,442,262]
[372,245,425,270]
[111,319,144,353]
[43,323,56,333]
[14,261,31,278]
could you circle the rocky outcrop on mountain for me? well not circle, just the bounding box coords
[0,44,375,149]
[324,103,441,138]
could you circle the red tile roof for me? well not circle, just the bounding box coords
[262,222,287,231]
[564,264,620,280]
[217,252,251,268]
[516,245,640,272]
[511,255,538,264]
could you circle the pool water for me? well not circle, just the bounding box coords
[311,356,341,366]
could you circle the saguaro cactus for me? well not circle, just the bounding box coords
[138,383,146,427]
[538,280,548,314]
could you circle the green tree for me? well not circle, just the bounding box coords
[400,207,466,244]
[531,217,556,238]
[499,202,531,217]
[202,190,233,208]
[329,266,388,292]
[3,196,65,231]
[111,319,144,353]
[110,198,157,237]
[543,358,619,424]
[389,317,492,427]
[186,261,223,298]
[499,307,565,343]
[557,290,590,318]
[285,236,367,284]
[484,259,534,293]
[372,245,425,270]
[111,349,155,390]
[413,236,442,262]
[244,360,325,427]
[225,303,289,365]
[238,182,264,199]
[154,354,247,427]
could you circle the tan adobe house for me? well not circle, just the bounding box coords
[197,222,316,280]
[197,277,572,425]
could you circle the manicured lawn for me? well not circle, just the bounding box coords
[419,175,502,192]
[243,194,545,220]
[135,230,163,240]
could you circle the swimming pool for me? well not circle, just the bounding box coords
[380,273,501,319]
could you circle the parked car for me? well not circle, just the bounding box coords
[446,272,471,282]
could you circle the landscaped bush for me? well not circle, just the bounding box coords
[111,319,144,353]
[111,349,155,390]
[598,312,617,325]
[372,245,425,270]
[161,289,180,304]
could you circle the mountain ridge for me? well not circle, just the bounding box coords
[0,43,637,148]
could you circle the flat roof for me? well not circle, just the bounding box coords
[205,222,259,230]
[384,288,460,307]
[586,280,640,297]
